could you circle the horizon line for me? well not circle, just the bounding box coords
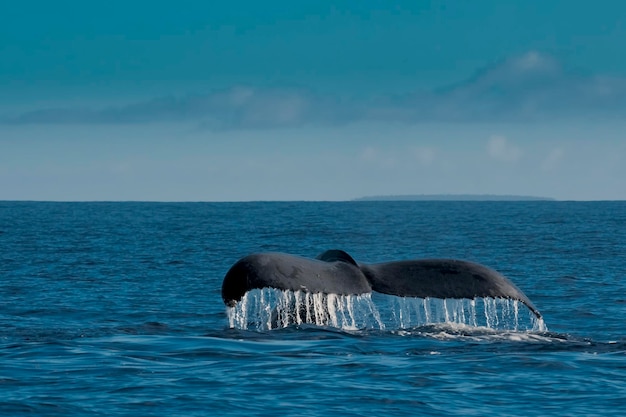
[2,198,625,204]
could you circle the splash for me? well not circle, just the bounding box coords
[226,289,547,332]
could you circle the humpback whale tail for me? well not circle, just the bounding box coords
[360,258,541,319]
[221,250,542,320]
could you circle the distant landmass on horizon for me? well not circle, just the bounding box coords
[353,194,554,201]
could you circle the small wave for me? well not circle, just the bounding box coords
[390,322,560,343]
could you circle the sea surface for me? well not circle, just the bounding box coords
[1,201,625,416]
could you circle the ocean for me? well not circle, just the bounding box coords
[1,201,625,416]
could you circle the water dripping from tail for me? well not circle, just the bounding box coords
[227,289,384,331]
[226,289,547,332]
[376,294,547,332]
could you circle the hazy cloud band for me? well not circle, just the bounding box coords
[6,52,626,128]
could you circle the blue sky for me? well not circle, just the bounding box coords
[1,0,625,200]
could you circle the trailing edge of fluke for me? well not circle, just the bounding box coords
[221,249,542,319]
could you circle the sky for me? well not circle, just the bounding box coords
[1,0,625,201]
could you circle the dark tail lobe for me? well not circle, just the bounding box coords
[360,259,542,319]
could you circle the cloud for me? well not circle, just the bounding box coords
[7,86,360,129]
[411,146,436,166]
[541,148,564,171]
[378,51,626,123]
[5,51,626,127]
[357,146,396,168]
[487,135,523,162]
[359,146,379,162]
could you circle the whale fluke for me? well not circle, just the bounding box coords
[221,252,371,308]
[360,259,541,319]
[221,250,541,319]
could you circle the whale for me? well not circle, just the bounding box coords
[221,249,542,319]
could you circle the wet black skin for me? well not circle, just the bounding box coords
[221,249,541,319]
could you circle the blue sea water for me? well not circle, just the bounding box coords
[1,201,625,416]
